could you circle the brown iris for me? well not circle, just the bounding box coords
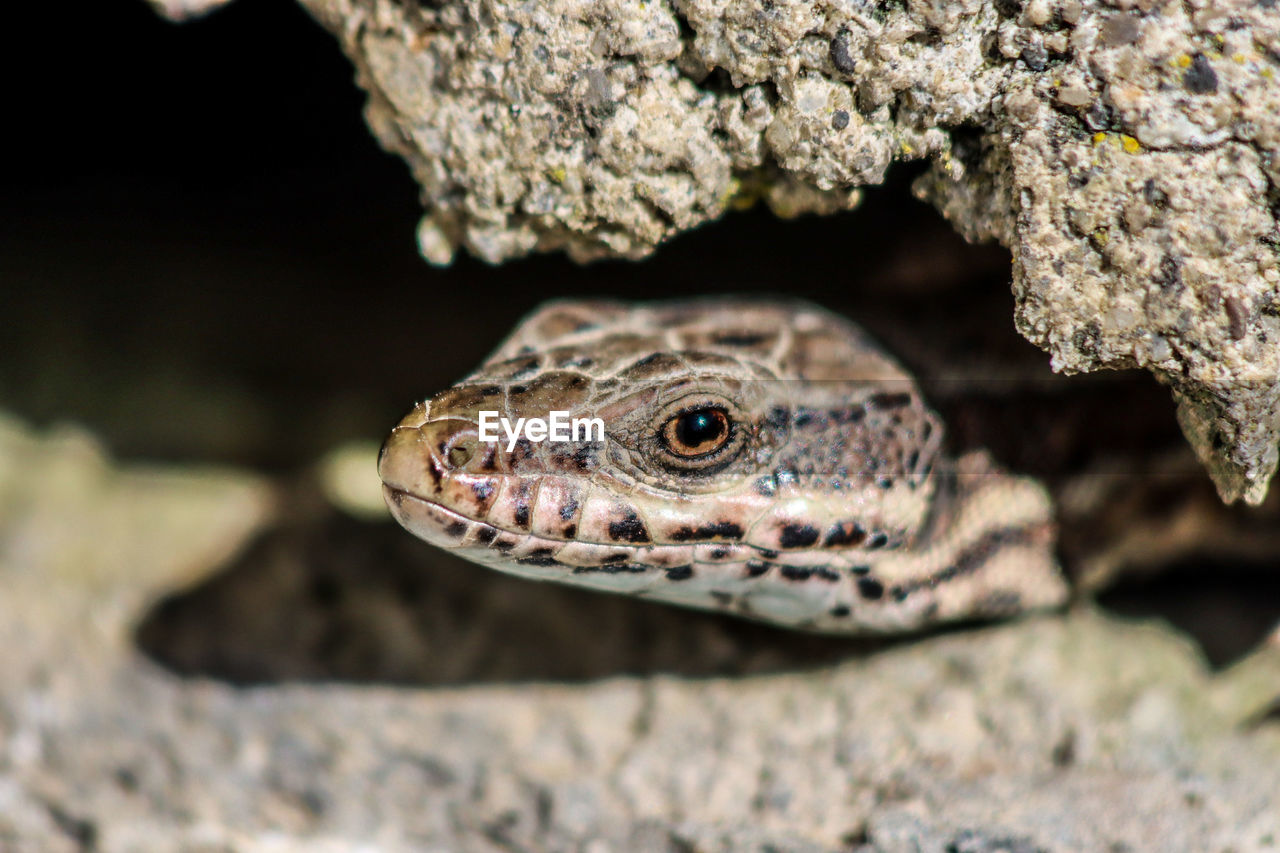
[661,407,731,457]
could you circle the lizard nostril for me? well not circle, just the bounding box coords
[447,442,474,469]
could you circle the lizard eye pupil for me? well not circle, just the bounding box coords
[663,408,730,457]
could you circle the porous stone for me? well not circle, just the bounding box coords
[286,0,1280,504]
[2,413,1280,850]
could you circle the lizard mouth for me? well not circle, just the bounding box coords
[381,484,700,580]
[380,483,856,628]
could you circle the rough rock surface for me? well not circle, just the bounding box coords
[3,411,1280,850]
[289,0,1280,505]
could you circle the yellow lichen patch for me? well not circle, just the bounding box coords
[1176,54,1193,68]
[1092,131,1107,144]
[725,176,761,212]
[546,167,567,184]
[1233,53,1247,64]
[1121,135,1140,154]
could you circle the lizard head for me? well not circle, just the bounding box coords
[379,299,1066,632]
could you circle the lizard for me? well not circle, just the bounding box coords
[378,298,1071,634]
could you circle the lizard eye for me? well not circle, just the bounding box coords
[650,394,747,475]
[661,407,731,457]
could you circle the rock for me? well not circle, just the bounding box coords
[278,0,1280,504]
[2,412,1280,849]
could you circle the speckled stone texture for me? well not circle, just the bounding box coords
[2,413,1280,851]
[292,0,1280,505]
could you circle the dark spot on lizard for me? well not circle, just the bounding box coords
[765,406,790,430]
[701,521,743,540]
[562,524,577,539]
[608,511,651,543]
[517,553,559,567]
[708,547,731,560]
[866,532,889,549]
[572,446,596,471]
[472,481,495,501]
[857,577,885,600]
[514,504,531,529]
[560,497,579,521]
[778,524,821,549]
[601,553,632,564]
[505,358,541,379]
[444,521,468,539]
[665,565,693,580]
[672,521,745,542]
[824,521,867,547]
[829,605,851,618]
[474,527,497,544]
[710,591,733,606]
[476,446,499,472]
[754,476,778,497]
[745,561,771,577]
[671,521,744,542]
[781,566,813,581]
[869,392,912,410]
[889,524,1050,601]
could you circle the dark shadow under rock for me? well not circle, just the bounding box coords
[1097,559,1280,671]
[135,510,903,686]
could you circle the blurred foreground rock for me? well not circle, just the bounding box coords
[2,411,1279,850]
